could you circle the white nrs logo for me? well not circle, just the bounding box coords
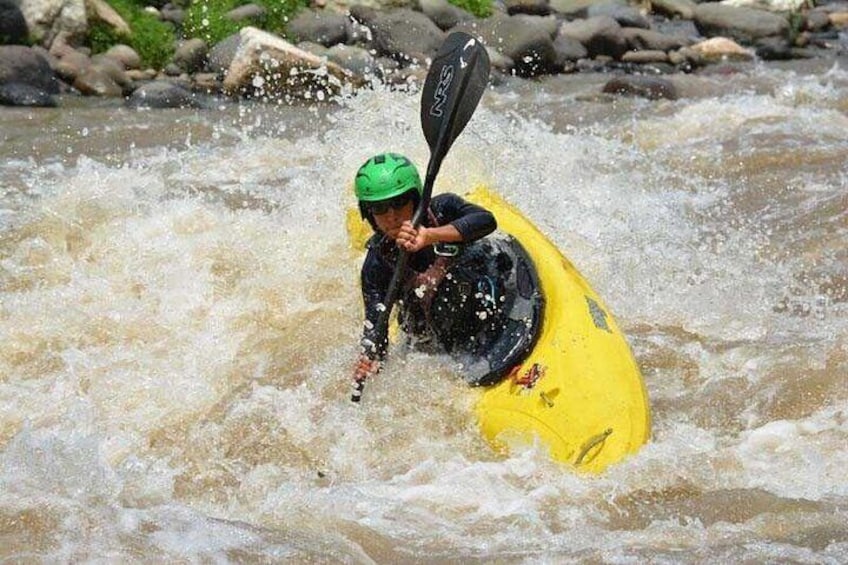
[429,64,454,117]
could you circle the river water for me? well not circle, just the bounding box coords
[1,59,847,562]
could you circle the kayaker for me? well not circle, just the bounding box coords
[352,152,499,384]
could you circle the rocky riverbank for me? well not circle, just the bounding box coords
[2,0,848,108]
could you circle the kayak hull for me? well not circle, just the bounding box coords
[466,187,650,473]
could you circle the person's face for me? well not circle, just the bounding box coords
[367,192,415,239]
[372,200,414,239]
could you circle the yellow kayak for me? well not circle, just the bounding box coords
[465,187,650,473]
[346,186,651,473]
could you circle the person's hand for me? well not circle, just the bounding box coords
[353,355,380,383]
[396,221,430,252]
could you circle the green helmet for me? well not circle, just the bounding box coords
[354,153,422,202]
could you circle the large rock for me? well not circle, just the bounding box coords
[559,15,628,59]
[160,5,184,26]
[693,4,789,44]
[52,47,90,81]
[456,14,558,76]
[512,14,559,38]
[650,0,696,21]
[0,45,59,93]
[125,80,205,109]
[1,0,29,44]
[620,49,668,64]
[207,33,242,75]
[222,27,364,101]
[225,3,266,22]
[18,0,87,48]
[602,75,678,99]
[553,33,588,64]
[91,53,132,89]
[326,44,380,78]
[104,44,141,70]
[548,0,608,17]
[418,0,475,30]
[621,28,691,52]
[363,8,445,62]
[174,38,208,73]
[286,9,349,47]
[506,0,553,16]
[73,64,124,96]
[0,82,57,106]
[87,0,130,36]
[587,1,650,29]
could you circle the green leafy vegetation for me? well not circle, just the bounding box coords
[184,0,309,45]
[448,0,492,18]
[88,0,175,69]
[184,0,241,45]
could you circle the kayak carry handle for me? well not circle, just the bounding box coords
[575,428,613,467]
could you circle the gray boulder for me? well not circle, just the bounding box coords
[104,44,141,70]
[485,46,515,73]
[18,0,87,48]
[286,9,349,47]
[206,33,242,75]
[0,45,59,93]
[804,9,831,32]
[126,80,205,109]
[0,82,57,106]
[505,0,552,16]
[553,33,589,63]
[693,4,789,44]
[91,54,132,89]
[559,15,628,59]
[620,49,668,64]
[73,65,123,96]
[53,48,90,82]
[650,0,696,21]
[348,4,379,26]
[174,38,208,73]
[457,14,557,76]
[548,0,607,17]
[587,2,650,29]
[296,41,328,57]
[326,44,380,77]
[755,36,794,60]
[160,5,185,26]
[621,28,691,52]
[365,9,446,62]
[418,0,475,30]
[602,75,677,99]
[87,0,131,37]
[512,14,559,38]
[0,0,28,45]
[225,3,266,22]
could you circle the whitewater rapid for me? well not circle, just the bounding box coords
[1,63,846,561]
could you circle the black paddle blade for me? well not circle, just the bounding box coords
[420,32,490,158]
